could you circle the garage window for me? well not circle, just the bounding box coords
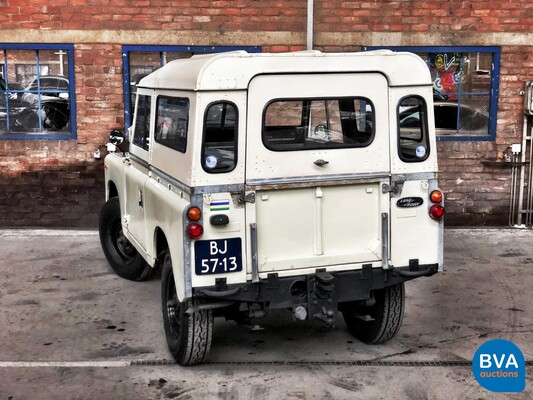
[0,44,76,140]
[122,45,261,130]
[365,46,500,142]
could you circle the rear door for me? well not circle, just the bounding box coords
[245,73,390,275]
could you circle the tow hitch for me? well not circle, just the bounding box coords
[305,271,337,325]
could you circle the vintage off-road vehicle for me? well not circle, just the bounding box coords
[99,50,444,365]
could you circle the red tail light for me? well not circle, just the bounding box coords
[186,223,204,240]
[429,204,445,220]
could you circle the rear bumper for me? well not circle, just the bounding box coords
[194,262,438,309]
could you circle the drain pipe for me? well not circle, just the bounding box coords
[307,0,314,50]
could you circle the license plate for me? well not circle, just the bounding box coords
[194,238,243,275]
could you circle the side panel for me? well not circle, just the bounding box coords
[144,177,190,299]
[388,86,443,269]
[390,178,442,268]
[124,160,149,251]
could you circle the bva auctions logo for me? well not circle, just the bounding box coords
[472,339,526,393]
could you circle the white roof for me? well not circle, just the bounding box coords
[138,50,432,91]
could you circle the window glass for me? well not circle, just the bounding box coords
[123,46,261,130]
[0,46,74,138]
[365,46,499,139]
[425,51,492,136]
[155,96,189,153]
[133,95,151,151]
[202,102,238,173]
[398,96,429,162]
[263,98,374,151]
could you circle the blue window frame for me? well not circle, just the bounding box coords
[365,46,500,142]
[0,44,76,140]
[122,45,261,130]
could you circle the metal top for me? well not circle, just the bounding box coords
[137,50,432,91]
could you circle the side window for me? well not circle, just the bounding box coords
[155,96,189,153]
[398,96,430,162]
[263,97,374,151]
[133,94,151,151]
[202,102,238,173]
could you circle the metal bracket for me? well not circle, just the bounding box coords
[244,192,256,204]
[381,213,390,270]
[382,175,406,197]
[250,223,259,283]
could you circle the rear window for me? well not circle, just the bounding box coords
[263,98,374,151]
[398,96,430,162]
[202,102,238,173]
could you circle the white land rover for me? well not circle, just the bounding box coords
[99,50,444,365]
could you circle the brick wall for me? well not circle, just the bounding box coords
[0,0,532,227]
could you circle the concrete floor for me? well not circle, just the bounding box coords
[0,228,531,399]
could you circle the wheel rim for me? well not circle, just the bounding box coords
[108,219,137,263]
[165,270,181,339]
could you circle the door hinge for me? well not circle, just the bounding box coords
[382,175,406,197]
[244,192,256,204]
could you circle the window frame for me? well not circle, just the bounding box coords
[154,95,190,154]
[131,93,152,152]
[262,96,376,152]
[0,43,76,140]
[364,46,500,142]
[398,95,430,163]
[201,100,239,174]
[122,45,261,130]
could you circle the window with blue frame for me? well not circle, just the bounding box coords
[0,44,76,139]
[365,46,500,141]
[122,45,261,130]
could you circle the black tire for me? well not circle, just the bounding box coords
[342,282,405,344]
[99,197,153,281]
[161,251,213,366]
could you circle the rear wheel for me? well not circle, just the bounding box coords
[161,251,213,366]
[99,197,152,281]
[342,282,405,344]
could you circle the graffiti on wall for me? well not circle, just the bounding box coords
[430,52,465,100]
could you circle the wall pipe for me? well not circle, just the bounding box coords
[307,0,314,50]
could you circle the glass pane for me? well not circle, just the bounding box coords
[203,102,237,173]
[398,96,429,162]
[458,96,490,135]
[1,49,71,134]
[422,50,493,136]
[155,96,189,153]
[162,52,193,64]
[263,97,374,151]
[133,95,151,151]
[129,52,159,122]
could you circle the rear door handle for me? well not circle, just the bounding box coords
[314,159,329,166]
